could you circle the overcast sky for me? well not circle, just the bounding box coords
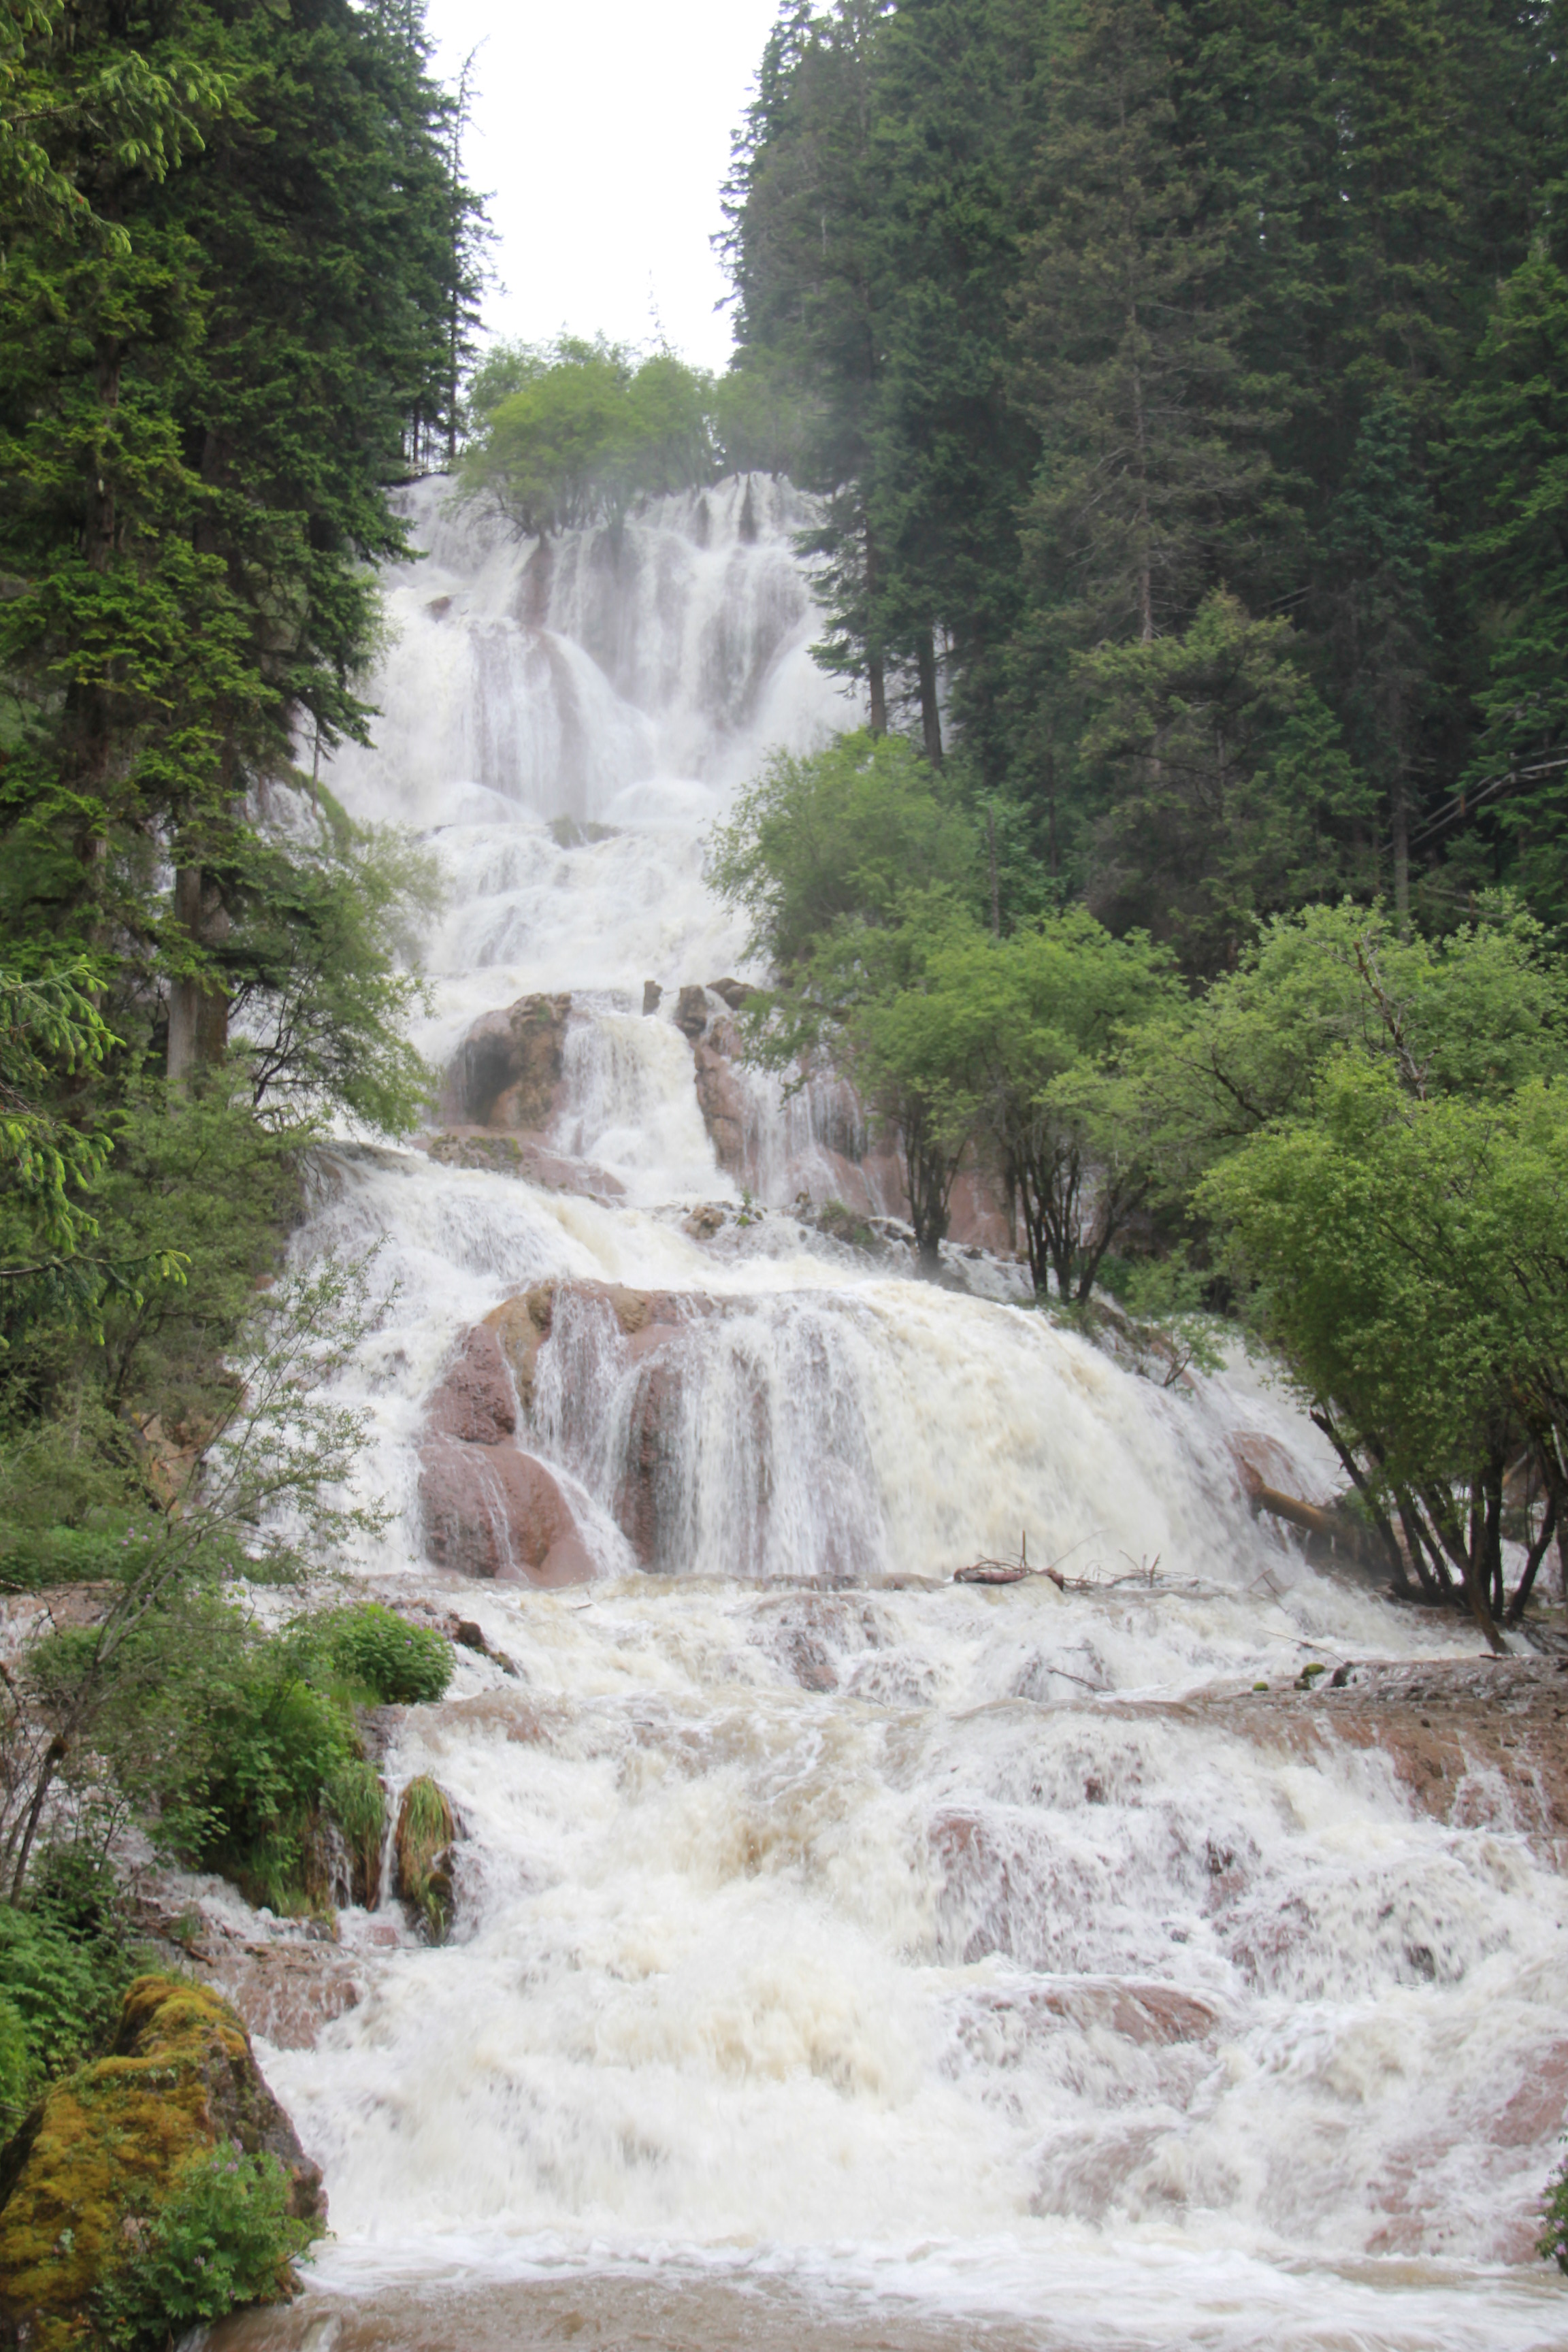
[423,0,782,374]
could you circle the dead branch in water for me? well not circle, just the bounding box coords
[953,1529,1101,1590]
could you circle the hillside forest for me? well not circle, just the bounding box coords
[6,0,1568,2329]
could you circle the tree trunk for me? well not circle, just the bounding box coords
[864,512,887,734]
[917,627,943,766]
[167,865,231,1090]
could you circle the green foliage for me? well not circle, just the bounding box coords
[709,730,979,976]
[1074,591,1371,973]
[324,1603,452,1706]
[721,0,1560,930]
[461,337,717,536]
[0,1856,146,2110]
[94,2140,318,2348]
[1541,2143,1568,2274]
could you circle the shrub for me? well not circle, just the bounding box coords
[94,2141,319,2349]
[1541,2146,1568,2274]
[325,1602,452,1705]
[0,1891,142,2087]
[0,1994,29,2131]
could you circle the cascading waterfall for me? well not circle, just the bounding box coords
[227,478,1568,2351]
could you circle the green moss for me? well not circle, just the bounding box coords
[394,1775,457,1940]
[0,1976,322,2352]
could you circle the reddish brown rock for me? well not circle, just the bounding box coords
[445,992,571,1129]
[418,1435,593,1584]
[426,1325,517,1446]
[693,1023,749,1174]
[422,1129,625,1199]
[482,1281,730,1570]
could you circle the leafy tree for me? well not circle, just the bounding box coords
[914,909,1183,1296]
[461,338,717,536]
[1199,1058,1568,1649]
[708,728,978,971]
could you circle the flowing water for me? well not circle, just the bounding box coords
[224,478,1568,2350]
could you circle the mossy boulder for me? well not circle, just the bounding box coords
[0,1975,325,2352]
[393,1776,459,1942]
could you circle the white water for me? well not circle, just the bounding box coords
[250,480,1566,2349]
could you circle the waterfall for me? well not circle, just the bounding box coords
[226,478,1566,2352]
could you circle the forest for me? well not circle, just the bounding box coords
[4,0,1568,2338]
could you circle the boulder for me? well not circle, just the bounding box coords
[393,1777,459,1941]
[692,1019,749,1175]
[641,980,662,1016]
[422,1130,624,1200]
[708,977,751,1011]
[418,1435,593,1585]
[481,1282,727,1571]
[445,992,571,1129]
[672,983,710,1041]
[0,1976,324,2352]
[426,1325,517,1447]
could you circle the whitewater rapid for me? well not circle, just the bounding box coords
[235,478,1567,2351]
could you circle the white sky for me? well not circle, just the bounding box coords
[423,0,783,375]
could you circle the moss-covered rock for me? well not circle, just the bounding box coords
[393,1776,458,1941]
[0,1975,324,2352]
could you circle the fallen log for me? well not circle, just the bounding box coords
[1243,1475,1377,1567]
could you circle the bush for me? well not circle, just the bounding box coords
[162,1663,361,1912]
[94,2141,319,2349]
[325,1603,452,1705]
[0,1884,143,2090]
[1542,2146,1568,2274]
[0,1994,29,2132]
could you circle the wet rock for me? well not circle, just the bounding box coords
[692,1019,748,1174]
[202,1944,363,2054]
[426,1324,517,1446]
[1209,1658,1568,1866]
[708,977,751,1012]
[422,1130,625,1200]
[673,982,710,1041]
[682,1202,728,1241]
[418,1435,593,1585]
[0,1976,325,2350]
[642,980,662,1015]
[484,1280,717,1419]
[394,1777,459,1941]
[446,992,571,1129]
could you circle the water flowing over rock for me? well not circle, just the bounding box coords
[250,473,1568,2346]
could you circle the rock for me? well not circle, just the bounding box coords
[673,983,709,1041]
[418,1435,594,1585]
[394,1778,459,1940]
[202,1946,363,2055]
[445,992,571,1129]
[0,1976,325,2351]
[482,1281,727,1571]
[422,1130,624,1200]
[426,1325,517,1446]
[708,977,751,1011]
[692,1021,749,1174]
[683,1203,728,1241]
[642,980,662,1015]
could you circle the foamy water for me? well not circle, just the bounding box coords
[235,479,1566,2351]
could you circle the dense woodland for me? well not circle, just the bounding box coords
[0,1,475,2294]
[5,0,1568,2324]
